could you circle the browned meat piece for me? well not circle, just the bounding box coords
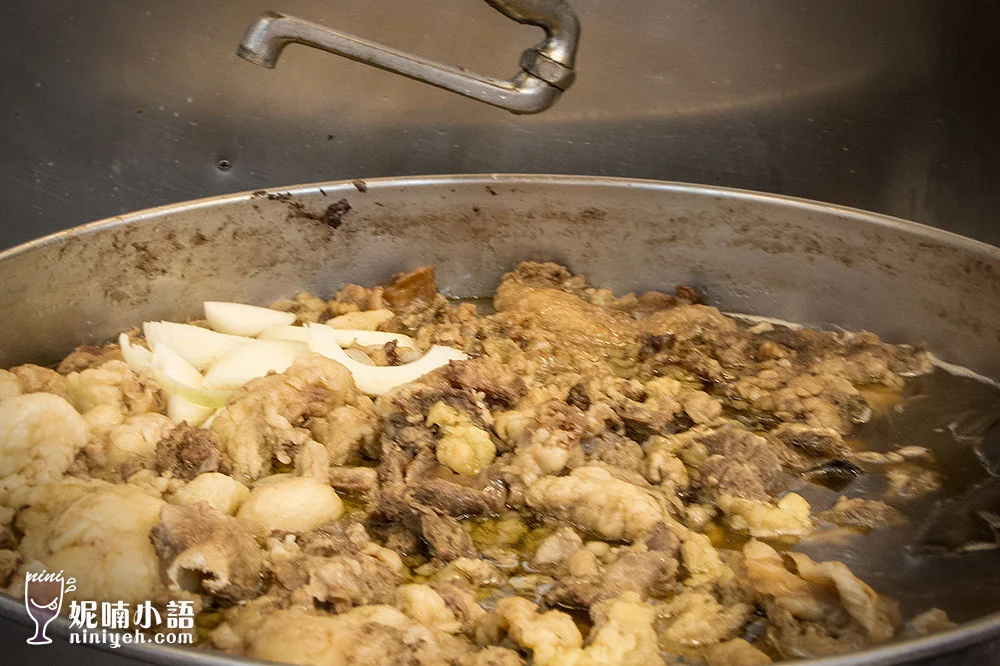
[644,521,681,555]
[57,344,121,374]
[270,522,402,611]
[580,432,645,473]
[843,332,931,377]
[298,520,373,556]
[440,358,527,408]
[639,304,753,371]
[638,338,729,385]
[695,425,796,502]
[494,263,638,370]
[372,379,509,560]
[755,327,841,365]
[755,328,930,391]
[374,473,483,561]
[501,261,585,292]
[569,377,681,442]
[212,354,376,482]
[328,466,378,495]
[430,580,487,634]
[420,511,475,560]
[333,283,380,311]
[546,548,678,610]
[545,579,604,609]
[150,502,263,602]
[410,476,507,518]
[820,497,906,529]
[270,292,331,323]
[383,266,439,315]
[766,424,849,461]
[10,364,69,399]
[603,549,677,598]
[501,400,601,493]
[383,525,423,557]
[607,285,698,316]
[156,424,222,481]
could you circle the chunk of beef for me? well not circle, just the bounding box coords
[383,266,439,316]
[420,511,475,560]
[57,344,121,374]
[580,432,645,473]
[821,497,906,529]
[766,424,849,461]
[10,364,70,399]
[270,522,402,611]
[150,502,263,602]
[695,425,795,502]
[440,358,528,408]
[156,424,222,481]
[327,466,378,495]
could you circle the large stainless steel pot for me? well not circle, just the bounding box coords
[1,175,999,665]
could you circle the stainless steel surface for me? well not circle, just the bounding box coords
[2,1,999,250]
[237,0,578,113]
[2,174,1000,663]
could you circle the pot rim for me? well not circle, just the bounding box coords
[1,173,998,665]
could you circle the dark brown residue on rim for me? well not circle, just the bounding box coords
[286,198,353,230]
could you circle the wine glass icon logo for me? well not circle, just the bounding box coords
[23,572,66,646]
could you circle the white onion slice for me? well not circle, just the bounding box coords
[167,395,215,426]
[118,333,152,373]
[203,340,310,391]
[144,321,249,370]
[257,325,311,343]
[204,301,296,337]
[325,327,417,350]
[150,345,231,409]
[261,325,416,350]
[307,323,466,396]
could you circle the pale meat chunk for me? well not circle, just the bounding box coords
[497,592,664,666]
[212,354,376,483]
[244,606,475,666]
[0,393,89,492]
[66,360,163,417]
[18,485,165,604]
[744,540,900,647]
[526,466,669,542]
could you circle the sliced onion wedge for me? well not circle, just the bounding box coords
[324,327,417,350]
[203,339,310,391]
[150,345,231,409]
[204,301,296,337]
[307,323,466,396]
[261,325,416,350]
[144,321,249,371]
[167,395,215,427]
[119,333,152,374]
[257,325,312,344]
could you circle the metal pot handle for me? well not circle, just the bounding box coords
[236,0,579,114]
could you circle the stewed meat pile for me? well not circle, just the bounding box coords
[0,262,956,665]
